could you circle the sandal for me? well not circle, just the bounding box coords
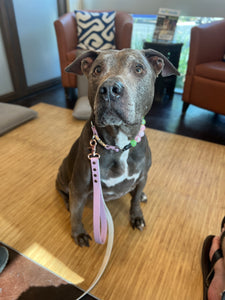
[201,235,223,300]
[201,216,225,300]
[0,246,9,273]
[221,216,225,231]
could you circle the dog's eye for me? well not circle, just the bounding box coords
[135,64,144,74]
[93,66,102,75]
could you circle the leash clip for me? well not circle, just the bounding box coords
[88,139,100,160]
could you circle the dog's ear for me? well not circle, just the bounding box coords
[65,50,99,76]
[142,49,180,77]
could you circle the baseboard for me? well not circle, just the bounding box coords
[0,77,61,103]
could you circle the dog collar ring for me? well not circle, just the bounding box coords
[88,139,101,160]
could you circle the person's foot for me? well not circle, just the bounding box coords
[208,235,225,300]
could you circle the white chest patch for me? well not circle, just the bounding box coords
[116,130,128,148]
[101,131,141,188]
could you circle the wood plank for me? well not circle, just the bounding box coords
[1,103,225,299]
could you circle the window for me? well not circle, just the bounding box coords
[131,15,222,92]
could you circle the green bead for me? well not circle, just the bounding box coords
[142,118,146,125]
[130,139,137,147]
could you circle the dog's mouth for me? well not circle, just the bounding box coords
[94,92,142,127]
[94,105,124,127]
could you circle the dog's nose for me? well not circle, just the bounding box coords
[99,79,124,101]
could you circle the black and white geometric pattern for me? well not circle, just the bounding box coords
[75,10,116,50]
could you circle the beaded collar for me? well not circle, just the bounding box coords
[91,119,146,152]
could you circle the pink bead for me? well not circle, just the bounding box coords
[135,136,141,143]
[139,131,145,137]
[140,125,146,131]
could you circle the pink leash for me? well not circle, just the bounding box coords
[89,122,120,244]
[90,155,107,244]
[77,139,114,300]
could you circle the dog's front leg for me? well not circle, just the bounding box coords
[130,176,148,231]
[69,185,91,247]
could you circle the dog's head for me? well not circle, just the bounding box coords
[66,49,179,127]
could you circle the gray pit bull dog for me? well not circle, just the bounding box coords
[56,48,179,247]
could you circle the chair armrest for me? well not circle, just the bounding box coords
[115,12,133,49]
[54,12,77,69]
[54,12,77,51]
[54,12,78,88]
[187,20,225,74]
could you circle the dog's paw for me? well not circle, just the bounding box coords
[74,233,92,247]
[140,192,148,203]
[130,217,146,231]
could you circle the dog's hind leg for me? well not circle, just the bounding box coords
[56,170,70,210]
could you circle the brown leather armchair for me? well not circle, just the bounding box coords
[182,19,225,116]
[54,11,133,98]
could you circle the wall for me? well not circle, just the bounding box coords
[67,0,82,11]
[81,0,225,18]
[0,29,14,95]
[0,0,61,99]
[12,0,60,87]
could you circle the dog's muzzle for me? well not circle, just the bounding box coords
[99,79,124,102]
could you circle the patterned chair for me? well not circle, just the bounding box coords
[54,11,133,100]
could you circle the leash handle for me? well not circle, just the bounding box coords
[76,201,114,300]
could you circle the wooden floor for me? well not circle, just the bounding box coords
[1,103,225,299]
